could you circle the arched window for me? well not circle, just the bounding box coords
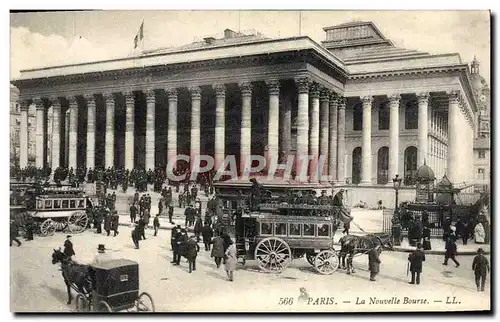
[377,146,389,184]
[353,104,362,131]
[405,101,418,130]
[378,104,389,130]
[404,146,418,186]
[352,147,362,184]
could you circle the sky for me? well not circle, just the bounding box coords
[10,10,491,83]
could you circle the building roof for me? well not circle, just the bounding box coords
[415,163,436,182]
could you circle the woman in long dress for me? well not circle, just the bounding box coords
[224,239,237,282]
[474,221,486,244]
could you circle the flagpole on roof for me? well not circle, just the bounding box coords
[298,11,302,36]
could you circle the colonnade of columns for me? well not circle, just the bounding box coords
[18,78,348,183]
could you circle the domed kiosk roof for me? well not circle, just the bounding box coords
[415,162,435,182]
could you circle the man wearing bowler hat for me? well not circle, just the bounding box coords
[63,235,75,259]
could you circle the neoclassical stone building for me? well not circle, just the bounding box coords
[11,21,478,192]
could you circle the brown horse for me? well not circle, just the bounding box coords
[51,248,92,305]
[339,233,393,274]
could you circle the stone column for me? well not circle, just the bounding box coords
[85,94,96,169]
[189,86,202,171]
[447,90,460,184]
[166,88,178,167]
[145,89,155,170]
[336,97,346,184]
[388,94,401,178]
[417,92,429,166]
[308,84,320,182]
[239,82,252,174]
[68,96,78,170]
[294,77,311,180]
[19,101,29,169]
[328,92,338,182]
[361,96,373,185]
[319,88,330,181]
[280,89,292,160]
[50,98,61,170]
[124,91,135,170]
[34,97,45,168]
[213,84,226,171]
[104,93,115,168]
[266,79,280,172]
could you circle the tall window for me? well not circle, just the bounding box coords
[405,101,418,130]
[377,147,389,184]
[478,168,485,180]
[353,104,362,131]
[378,104,389,130]
[404,146,418,186]
[478,150,486,159]
[352,147,362,184]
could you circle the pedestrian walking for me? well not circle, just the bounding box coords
[130,203,137,223]
[408,243,425,285]
[171,225,182,262]
[137,218,147,240]
[202,223,214,251]
[168,205,174,224]
[474,221,486,244]
[211,235,224,268]
[63,235,75,259]
[111,211,119,237]
[186,236,200,273]
[368,246,381,281]
[443,232,460,267]
[104,213,112,237]
[224,238,237,282]
[194,216,203,242]
[131,223,140,249]
[153,214,160,236]
[472,248,489,292]
[10,220,21,247]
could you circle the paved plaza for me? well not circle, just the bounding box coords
[10,227,490,312]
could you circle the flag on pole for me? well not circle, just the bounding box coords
[134,21,144,49]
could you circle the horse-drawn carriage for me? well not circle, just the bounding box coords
[51,249,155,312]
[10,183,91,236]
[214,180,349,275]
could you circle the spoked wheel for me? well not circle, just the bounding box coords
[305,253,316,266]
[40,219,56,237]
[75,293,89,312]
[314,249,340,275]
[254,237,291,273]
[68,211,88,234]
[97,300,112,312]
[136,292,155,312]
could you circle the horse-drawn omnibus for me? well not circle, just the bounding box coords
[213,179,349,275]
[10,183,91,236]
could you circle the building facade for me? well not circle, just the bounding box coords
[11,21,478,191]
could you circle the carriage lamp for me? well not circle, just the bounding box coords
[392,174,402,212]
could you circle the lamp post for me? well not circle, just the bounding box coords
[392,174,402,213]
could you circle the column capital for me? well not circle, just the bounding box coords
[188,86,202,99]
[329,91,338,101]
[144,89,156,103]
[361,96,373,107]
[165,88,178,100]
[213,84,226,98]
[388,94,401,105]
[320,88,330,102]
[265,79,280,95]
[309,83,321,99]
[239,82,252,97]
[49,97,61,108]
[102,92,115,104]
[83,93,96,104]
[417,92,430,104]
[337,97,347,110]
[33,97,44,110]
[123,91,135,103]
[20,99,30,111]
[294,77,312,94]
[68,96,78,107]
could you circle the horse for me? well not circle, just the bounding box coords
[338,233,393,274]
[51,248,92,305]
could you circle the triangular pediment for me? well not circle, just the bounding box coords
[322,21,392,49]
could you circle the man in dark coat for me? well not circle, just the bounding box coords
[443,231,460,267]
[170,225,182,263]
[130,203,137,223]
[211,235,225,268]
[368,246,381,281]
[137,218,147,240]
[184,205,197,227]
[63,235,75,258]
[202,223,214,251]
[104,213,112,237]
[193,216,203,242]
[472,248,490,292]
[131,222,140,249]
[111,212,119,237]
[153,214,160,236]
[25,215,34,241]
[186,236,200,273]
[168,205,174,224]
[10,220,21,247]
[173,229,189,266]
[408,243,426,284]
[250,178,263,210]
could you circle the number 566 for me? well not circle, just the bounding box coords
[278,297,294,305]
